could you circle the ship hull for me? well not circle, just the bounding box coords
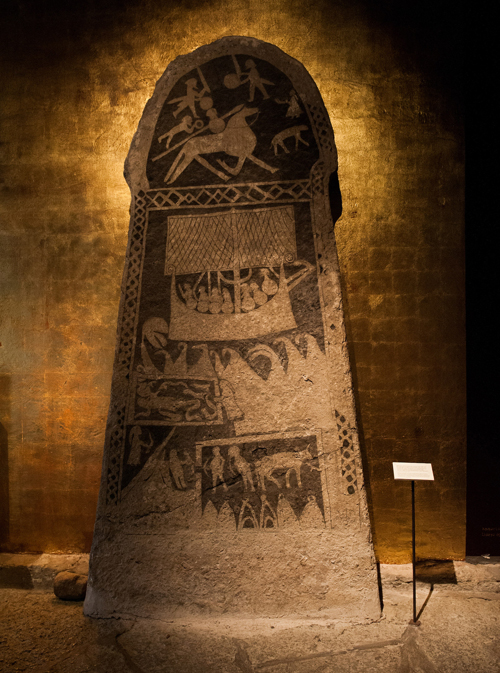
[168,266,297,341]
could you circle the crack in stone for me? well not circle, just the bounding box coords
[114,629,147,673]
[128,502,187,522]
[254,638,402,669]
[202,475,240,494]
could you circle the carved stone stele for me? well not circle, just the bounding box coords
[84,37,380,621]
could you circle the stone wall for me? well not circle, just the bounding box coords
[0,0,464,562]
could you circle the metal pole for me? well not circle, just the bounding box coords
[411,479,419,624]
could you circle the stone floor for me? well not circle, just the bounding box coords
[0,556,499,672]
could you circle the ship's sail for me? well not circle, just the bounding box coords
[165,205,300,340]
[165,205,297,274]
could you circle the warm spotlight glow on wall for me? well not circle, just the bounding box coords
[0,0,464,561]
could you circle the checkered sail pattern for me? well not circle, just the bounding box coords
[165,206,296,275]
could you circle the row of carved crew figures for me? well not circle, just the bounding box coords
[179,268,279,314]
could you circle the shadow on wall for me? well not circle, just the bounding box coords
[415,559,457,585]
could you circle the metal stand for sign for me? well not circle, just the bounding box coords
[411,480,420,625]
[392,462,434,626]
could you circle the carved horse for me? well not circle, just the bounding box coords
[254,445,319,491]
[164,106,277,183]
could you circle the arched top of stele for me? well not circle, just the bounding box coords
[125,36,338,194]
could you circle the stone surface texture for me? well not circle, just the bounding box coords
[1,558,499,672]
[85,36,379,621]
[54,571,88,601]
[0,1,465,563]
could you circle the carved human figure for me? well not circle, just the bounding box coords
[240,283,255,312]
[179,282,197,310]
[300,494,325,528]
[164,105,278,184]
[206,107,225,134]
[221,287,234,314]
[206,447,227,490]
[209,286,223,313]
[243,59,274,101]
[261,268,278,295]
[249,281,267,306]
[197,286,209,312]
[168,78,203,118]
[158,115,196,148]
[275,89,302,118]
[169,449,187,489]
[127,426,153,466]
[227,445,255,491]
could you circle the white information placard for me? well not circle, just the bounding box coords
[393,462,434,481]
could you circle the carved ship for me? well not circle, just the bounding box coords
[165,205,312,341]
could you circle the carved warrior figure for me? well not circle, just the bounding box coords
[168,77,205,118]
[164,105,278,184]
[86,37,379,623]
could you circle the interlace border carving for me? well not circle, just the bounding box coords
[146,180,312,210]
[106,191,147,504]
